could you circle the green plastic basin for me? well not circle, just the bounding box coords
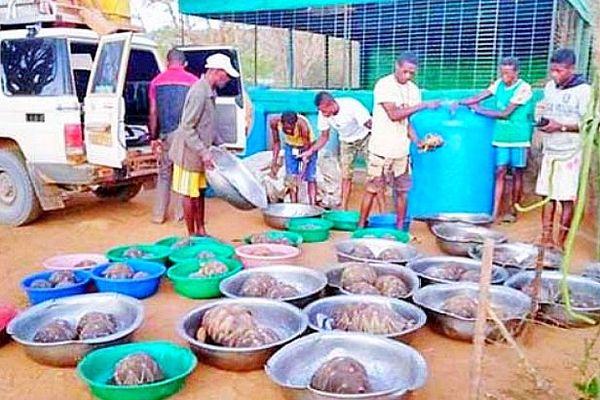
[288,218,334,243]
[106,245,171,264]
[243,230,303,247]
[168,243,235,265]
[154,236,224,249]
[323,210,360,231]
[77,341,197,400]
[352,228,411,243]
[167,257,242,299]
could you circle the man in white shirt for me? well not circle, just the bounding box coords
[358,52,439,230]
[301,92,383,210]
[535,48,591,249]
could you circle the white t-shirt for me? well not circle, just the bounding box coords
[369,74,421,159]
[541,79,591,154]
[317,97,371,143]
[487,79,533,105]
[542,79,591,125]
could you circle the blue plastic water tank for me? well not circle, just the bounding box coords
[408,105,495,218]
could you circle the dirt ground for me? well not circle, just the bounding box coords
[0,188,598,400]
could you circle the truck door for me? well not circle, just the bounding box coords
[83,32,132,168]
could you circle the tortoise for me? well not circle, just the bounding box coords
[340,264,377,289]
[33,319,77,343]
[112,353,165,386]
[311,356,372,395]
[332,303,415,334]
[375,275,409,298]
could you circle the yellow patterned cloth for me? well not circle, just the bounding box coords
[278,114,314,147]
[172,164,207,198]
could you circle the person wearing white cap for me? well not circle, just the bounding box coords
[168,53,240,236]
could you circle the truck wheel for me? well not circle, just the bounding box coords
[0,149,41,226]
[93,182,143,202]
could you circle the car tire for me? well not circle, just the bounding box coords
[0,149,42,226]
[93,182,143,202]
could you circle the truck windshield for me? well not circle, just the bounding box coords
[0,37,73,96]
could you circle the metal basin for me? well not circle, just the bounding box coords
[303,295,427,343]
[413,283,531,342]
[334,238,420,265]
[262,203,324,230]
[408,256,508,285]
[326,263,420,299]
[220,265,327,308]
[504,271,600,328]
[583,263,600,283]
[265,332,428,400]
[206,147,267,210]
[6,293,144,367]
[416,213,493,228]
[177,298,307,371]
[468,242,562,270]
[431,222,507,256]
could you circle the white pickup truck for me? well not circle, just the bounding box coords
[0,26,248,225]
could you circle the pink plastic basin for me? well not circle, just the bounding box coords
[0,304,17,331]
[42,253,108,271]
[235,244,301,269]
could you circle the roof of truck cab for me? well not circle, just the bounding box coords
[0,27,157,48]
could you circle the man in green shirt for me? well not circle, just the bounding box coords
[457,57,533,223]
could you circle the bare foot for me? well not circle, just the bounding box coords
[492,213,502,224]
[539,231,554,248]
[501,213,517,224]
[151,216,165,225]
[537,236,561,252]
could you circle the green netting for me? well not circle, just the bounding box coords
[179,0,591,91]
[179,0,392,14]
[179,0,591,21]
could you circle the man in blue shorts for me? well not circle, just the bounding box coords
[269,112,317,205]
[458,57,533,223]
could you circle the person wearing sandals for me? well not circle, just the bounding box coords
[457,57,533,224]
[534,49,591,249]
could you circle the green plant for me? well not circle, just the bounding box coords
[575,327,600,400]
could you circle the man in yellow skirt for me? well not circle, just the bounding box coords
[168,53,240,236]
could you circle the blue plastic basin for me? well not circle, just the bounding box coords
[21,270,91,305]
[91,260,166,299]
[368,213,397,229]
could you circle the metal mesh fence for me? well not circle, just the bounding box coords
[193,0,590,90]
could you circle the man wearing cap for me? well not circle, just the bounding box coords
[168,53,240,236]
[148,48,198,225]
